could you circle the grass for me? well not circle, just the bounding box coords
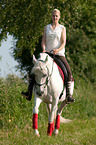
[0,74,96,145]
[0,118,96,145]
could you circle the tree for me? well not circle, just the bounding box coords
[0,0,96,83]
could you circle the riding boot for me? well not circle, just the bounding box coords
[66,81,75,103]
[21,75,35,101]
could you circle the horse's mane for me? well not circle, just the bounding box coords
[38,53,60,75]
[38,53,53,63]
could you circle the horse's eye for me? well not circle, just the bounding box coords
[43,74,46,77]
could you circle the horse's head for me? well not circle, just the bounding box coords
[32,53,49,76]
[31,53,52,96]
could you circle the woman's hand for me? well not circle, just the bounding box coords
[53,49,59,55]
[43,49,46,53]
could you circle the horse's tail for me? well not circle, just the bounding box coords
[53,106,72,124]
[60,116,72,123]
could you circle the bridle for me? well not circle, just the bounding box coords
[34,59,54,87]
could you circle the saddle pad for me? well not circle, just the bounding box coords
[55,62,64,83]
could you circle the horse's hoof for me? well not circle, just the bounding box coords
[34,129,40,137]
[53,129,59,135]
[36,134,40,137]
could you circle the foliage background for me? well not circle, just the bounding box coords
[0,0,96,84]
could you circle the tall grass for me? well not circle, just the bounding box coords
[0,74,96,145]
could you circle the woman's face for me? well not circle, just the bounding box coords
[52,12,60,23]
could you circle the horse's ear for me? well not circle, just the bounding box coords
[45,55,48,63]
[32,55,37,64]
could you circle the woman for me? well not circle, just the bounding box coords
[41,9,75,103]
[21,9,75,103]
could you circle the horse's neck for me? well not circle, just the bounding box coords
[47,60,59,78]
[40,54,59,77]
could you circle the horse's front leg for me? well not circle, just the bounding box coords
[47,97,59,136]
[32,97,42,137]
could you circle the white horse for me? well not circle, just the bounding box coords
[31,53,74,136]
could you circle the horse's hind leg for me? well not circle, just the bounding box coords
[57,100,67,115]
[53,100,67,135]
[32,97,42,136]
[46,103,51,113]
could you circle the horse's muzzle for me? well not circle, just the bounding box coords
[36,91,44,96]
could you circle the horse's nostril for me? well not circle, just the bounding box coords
[36,91,44,96]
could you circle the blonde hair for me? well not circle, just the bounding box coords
[52,9,60,16]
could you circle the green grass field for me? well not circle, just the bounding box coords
[0,75,96,145]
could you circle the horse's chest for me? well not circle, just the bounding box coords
[34,83,54,103]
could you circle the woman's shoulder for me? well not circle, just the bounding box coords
[44,24,50,28]
[59,24,66,29]
[44,24,51,31]
[45,24,51,27]
[44,25,49,31]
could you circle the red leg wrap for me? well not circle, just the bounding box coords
[33,114,38,129]
[47,123,53,136]
[55,115,60,129]
[52,121,54,132]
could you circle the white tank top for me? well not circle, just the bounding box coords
[45,24,65,56]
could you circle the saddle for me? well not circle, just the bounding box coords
[46,52,74,85]
[55,62,74,85]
